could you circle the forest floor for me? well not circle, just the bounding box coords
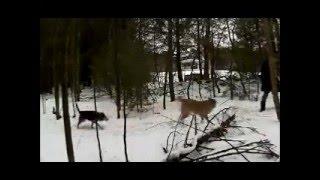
[40,80,280,162]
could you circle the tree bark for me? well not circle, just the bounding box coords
[61,33,74,162]
[53,66,61,119]
[203,18,210,80]
[260,19,280,121]
[187,58,196,99]
[197,19,203,80]
[168,18,175,102]
[210,39,216,97]
[93,80,103,162]
[93,80,97,112]
[229,63,234,100]
[163,71,168,109]
[41,94,46,114]
[113,20,121,119]
[74,30,81,101]
[175,18,183,82]
[123,90,129,162]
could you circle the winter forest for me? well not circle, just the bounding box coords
[40,18,280,162]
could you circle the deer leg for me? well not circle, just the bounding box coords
[179,113,189,121]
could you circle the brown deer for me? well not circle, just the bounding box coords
[176,96,216,122]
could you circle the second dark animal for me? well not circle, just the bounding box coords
[75,103,108,129]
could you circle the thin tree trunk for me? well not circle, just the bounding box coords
[260,19,280,121]
[226,19,234,100]
[41,94,46,114]
[175,18,183,82]
[203,18,210,80]
[75,30,81,101]
[239,72,248,98]
[168,18,175,102]
[248,74,251,100]
[54,75,61,119]
[93,81,97,112]
[61,83,75,162]
[214,45,221,93]
[95,119,103,162]
[113,20,121,119]
[272,18,280,53]
[71,89,76,117]
[61,34,74,162]
[255,19,262,98]
[93,82,103,162]
[93,81,103,162]
[197,18,203,80]
[187,58,196,99]
[123,90,129,162]
[198,81,202,100]
[210,41,216,97]
[163,71,168,109]
[229,63,234,100]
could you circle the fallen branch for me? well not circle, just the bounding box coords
[192,140,278,162]
[203,107,233,133]
[165,114,236,162]
[229,125,266,136]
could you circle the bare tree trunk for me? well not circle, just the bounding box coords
[95,119,103,162]
[92,81,103,162]
[214,45,221,93]
[187,58,196,99]
[175,18,183,82]
[239,72,248,98]
[41,94,46,114]
[198,81,202,100]
[248,74,251,100]
[226,19,235,100]
[74,30,81,101]
[61,83,75,162]
[255,19,262,99]
[203,18,210,80]
[123,90,129,162]
[260,19,280,121]
[53,73,61,119]
[113,21,121,119]
[71,89,76,117]
[197,18,203,80]
[61,34,74,162]
[93,81,97,112]
[163,71,168,109]
[168,18,175,102]
[210,42,216,97]
[272,18,280,53]
[229,63,234,100]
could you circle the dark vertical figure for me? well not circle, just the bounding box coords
[260,59,280,111]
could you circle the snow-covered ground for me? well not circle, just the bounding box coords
[40,82,279,162]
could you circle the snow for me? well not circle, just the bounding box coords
[40,80,279,162]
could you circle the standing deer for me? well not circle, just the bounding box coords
[176,96,216,122]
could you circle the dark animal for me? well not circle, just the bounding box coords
[75,103,108,128]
